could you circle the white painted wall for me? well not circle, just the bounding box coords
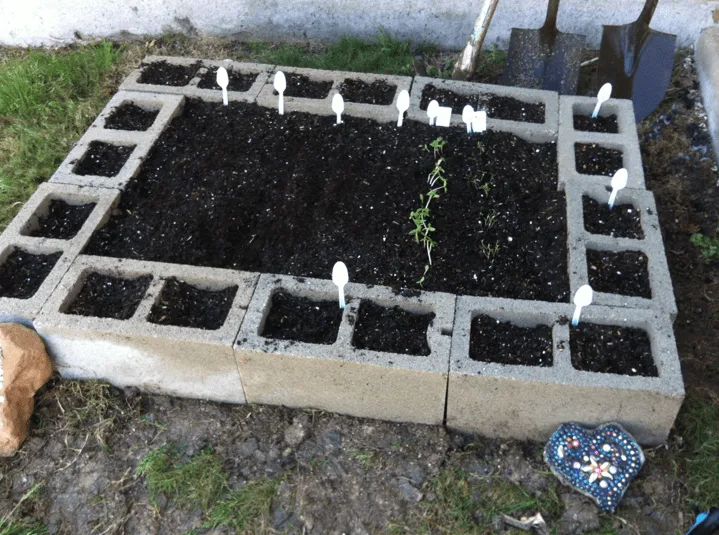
[1,0,718,49]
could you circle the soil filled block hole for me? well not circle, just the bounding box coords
[338,79,396,105]
[575,143,623,176]
[352,301,435,356]
[262,291,342,344]
[73,141,134,177]
[104,103,160,131]
[272,73,332,99]
[65,272,152,319]
[583,197,644,239]
[573,114,619,134]
[570,323,657,376]
[25,200,96,240]
[469,314,553,367]
[197,68,257,92]
[0,249,62,299]
[419,85,545,122]
[147,278,238,330]
[587,250,651,298]
[138,61,199,86]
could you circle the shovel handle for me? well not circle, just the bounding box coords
[541,0,561,33]
[637,0,659,27]
[451,0,501,80]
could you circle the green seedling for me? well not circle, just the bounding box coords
[691,233,719,263]
[480,239,500,262]
[424,136,446,157]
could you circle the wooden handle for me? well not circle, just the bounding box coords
[542,0,561,32]
[637,0,659,28]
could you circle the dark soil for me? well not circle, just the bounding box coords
[587,249,651,298]
[582,196,644,239]
[573,114,619,134]
[137,61,199,86]
[65,272,152,319]
[575,143,623,176]
[570,323,657,376]
[351,301,435,356]
[85,99,568,302]
[73,141,134,177]
[0,249,61,298]
[273,73,332,99]
[104,103,159,131]
[469,315,553,366]
[25,200,96,240]
[197,67,257,92]
[338,79,396,105]
[147,278,238,330]
[261,291,342,344]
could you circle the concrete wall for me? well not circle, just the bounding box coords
[1,0,718,50]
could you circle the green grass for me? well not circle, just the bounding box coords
[204,478,280,531]
[0,484,47,535]
[0,42,121,229]
[677,397,719,509]
[690,233,719,263]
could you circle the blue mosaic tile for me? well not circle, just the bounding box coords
[544,422,645,513]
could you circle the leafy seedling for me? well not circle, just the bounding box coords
[572,284,593,326]
[216,67,229,106]
[592,83,612,118]
[427,99,439,125]
[462,105,474,133]
[332,261,349,309]
[274,71,287,115]
[332,93,344,125]
[608,168,628,209]
[396,89,410,127]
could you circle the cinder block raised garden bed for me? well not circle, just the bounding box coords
[0,57,683,444]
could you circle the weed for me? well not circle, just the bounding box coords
[0,484,47,535]
[141,415,168,430]
[690,233,719,263]
[480,240,501,262]
[204,478,280,531]
[677,397,719,508]
[349,450,376,466]
[481,210,498,229]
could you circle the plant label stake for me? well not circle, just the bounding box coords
[472,110,487,133]
[396,89,410,127]
[332,261,349,309]
[427,100,439,125]
[572,284,593,326]
[436,106,452,127]
[592,83,612,118]
[274,71,287,115]
[462,105,475,133]
[608,168,628,209]
[216,67,229,106]
[332,93,344,125]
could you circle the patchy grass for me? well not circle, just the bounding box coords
[204,478,280,531]
[677,397,719,509]
[690,233,719,263]
[0,484,47,535]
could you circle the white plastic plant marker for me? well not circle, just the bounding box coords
[462,105,474,133]
[332,261,349,309]
[592,83,612,118]
[396,89,410,127]
[472,110,487,133]
[332,93,344,125]
[572,284,594,327]
[216,67,229,106]
[436,106,452,127]
[427,100,439,125]
[274,71,287,115]
[608,168,628,209]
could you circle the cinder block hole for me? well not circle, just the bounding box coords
[198,67,258,92]
[261,290,342,344]
[21,199,97,240]
[570,322,657,376]
[337,78,397,105]
[272,73,332,99]
[138,60,200,86]
[147,277,238,330]
[0,247,62,299]
[582,196,643,239]
[469,314,553,367]
[351,301,435,356]
[587,249,651,298]
[574,143,623,176]
[104,102,160,131]
[572,108,619,134]
[73,141,135,178]
[64,272,152,320]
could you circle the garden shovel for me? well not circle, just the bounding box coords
[596,0,676,122]
[500,0,585,95]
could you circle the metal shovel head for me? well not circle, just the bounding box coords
[501,27,585,94]
[597,24,676,122]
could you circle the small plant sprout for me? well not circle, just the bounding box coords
[332,261,349,309]
[608,168,628,209]
[480,239,500,261]
[472,110,487,133]
[274,70,287,115]
[427,100,439,125]
[462,105,474,133]
[396,89,410,127]
[427,136,446,157]
[572,284,593,326]
[332,93,344,125]
[592,83,612,118]
[216,67,229,106]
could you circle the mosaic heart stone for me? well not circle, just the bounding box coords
[544,422,645,513]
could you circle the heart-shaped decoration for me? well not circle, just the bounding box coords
[544,422,645,513]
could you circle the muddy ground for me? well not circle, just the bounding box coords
[0,44,717,534]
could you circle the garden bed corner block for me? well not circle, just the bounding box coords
[34,256,258,404]
[0,183,119,325]
[558,95,645,190]
[447,296,684,445]
[234,274,455,425]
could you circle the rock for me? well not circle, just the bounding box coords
[284,418,307,447]
[0,323,53,457]
[404,464,425,486]
[236,437,259,458]
[396,479,423,503]
[558,493,601,535]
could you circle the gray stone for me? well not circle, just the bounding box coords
[558,493,601,535]
[284,418,308,447]
[236,438,258,458]
[396,478,423,503]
